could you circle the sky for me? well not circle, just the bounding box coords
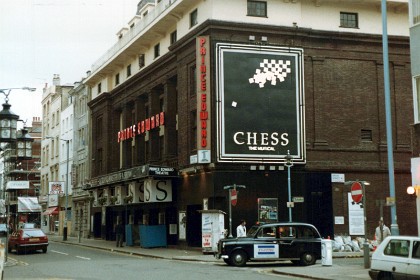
[0,0,140,128]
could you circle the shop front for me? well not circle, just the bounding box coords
[88,165,179,246]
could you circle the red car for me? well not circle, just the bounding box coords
[8,228,49,254]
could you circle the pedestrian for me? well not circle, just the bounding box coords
[375,220,391,244]
[115,220,124,247]
[236,220,246,237]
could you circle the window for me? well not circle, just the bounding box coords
[361,129,372,142]
[154,43,160,59]
[413,0,420,25]
[115,73,120,85]
[139,54,145,68]
[190,9,198,27]
[98,83,102,94]
[190,110,197,151]
[247,0,267,17]
[97,117,103,138]
[340,12,358,28]
[127,64,131,77]
[384,239,410,257]
[413,241,420,259]
[190,65,197,97]
[170,30,177,45]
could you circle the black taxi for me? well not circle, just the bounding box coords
[215,222,322,267]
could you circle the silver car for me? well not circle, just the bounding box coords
[369,236,420,280]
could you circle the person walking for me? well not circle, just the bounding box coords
[375,220,391,244]
[236,220,246,237]
[115,220,124,247]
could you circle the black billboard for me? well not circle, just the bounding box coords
[216,43,305,164]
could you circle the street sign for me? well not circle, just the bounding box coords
[351,182,363,204]
[231,189,237,206]
[292,196,304,203]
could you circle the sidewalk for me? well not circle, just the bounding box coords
[48,234,371,280]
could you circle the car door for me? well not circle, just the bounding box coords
[377,238,411,278]
[407,240,420,280]
[251,226,280,260]
[277,226,299,259]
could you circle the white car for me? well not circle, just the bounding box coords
[369,236,420,280]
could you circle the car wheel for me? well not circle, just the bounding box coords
[300,252,316,266]
[230,250,247,267]
[223,258,232,265]
[378,272,394,280]
[42,247,47,253]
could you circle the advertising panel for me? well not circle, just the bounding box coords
[49,181,65,195]
[216,43,305,163]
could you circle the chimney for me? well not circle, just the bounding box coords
[53,74,61,86]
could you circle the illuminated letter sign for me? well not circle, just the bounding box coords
[196,36,211,161]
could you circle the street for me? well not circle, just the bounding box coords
[3,241,315,280]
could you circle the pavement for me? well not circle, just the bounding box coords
[7,234,372,280]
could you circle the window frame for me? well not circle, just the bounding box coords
[115,73,120,86]
[126,64,131,78]
[170,30,177,45]
[154,43,160,59]
[247,0,267,18]
[190,9,198,28]
[139,54,145,69]
[340,12,359,28]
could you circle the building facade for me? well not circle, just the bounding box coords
[82,0,415,246]
[409,0,420,236]
[40,75,74,234]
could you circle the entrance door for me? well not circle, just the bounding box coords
[93,212,101,238]
[186,204,202,247]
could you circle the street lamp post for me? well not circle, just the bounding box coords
[381,0,399,236]
[285,150,293,222]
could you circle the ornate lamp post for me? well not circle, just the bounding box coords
[0,87,36,263]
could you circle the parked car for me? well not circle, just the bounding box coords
[215,222,322,267]
[0,224,7,236]
[369,236,420,280]
[8,228,49,254]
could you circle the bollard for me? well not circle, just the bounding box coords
[321,239,333,266]
[363,242,370,268]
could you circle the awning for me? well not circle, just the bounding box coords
[42,207,59,216]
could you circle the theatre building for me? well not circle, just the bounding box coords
[84,0,416,247]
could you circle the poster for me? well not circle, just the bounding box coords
[348,193,365,235]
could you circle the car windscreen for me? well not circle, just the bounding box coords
[22,230,45,238]
[247,225,260,237]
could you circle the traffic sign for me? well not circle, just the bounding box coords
[351,182,363,204]
[231,189,237,206]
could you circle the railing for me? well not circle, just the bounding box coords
[90,0,178,74]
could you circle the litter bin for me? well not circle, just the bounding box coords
[321,239,333,266]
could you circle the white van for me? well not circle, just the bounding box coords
[369,236,420,280]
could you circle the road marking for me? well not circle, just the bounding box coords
[76,256,91,260]
[51,250,69,255]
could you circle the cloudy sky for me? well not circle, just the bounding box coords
[0,0,139,128]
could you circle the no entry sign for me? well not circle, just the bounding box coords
[231,189,237,206]
[351,182,363,204]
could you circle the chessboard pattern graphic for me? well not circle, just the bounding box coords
[249,59,292,88]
